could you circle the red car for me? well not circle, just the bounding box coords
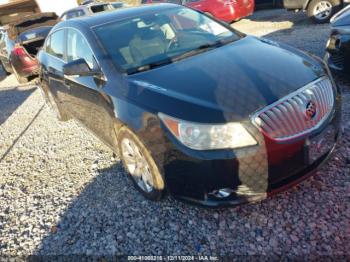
[8,13,57,83]
[141,0,255,23]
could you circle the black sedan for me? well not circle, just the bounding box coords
[38,3,340,207]
[325,5,350,75]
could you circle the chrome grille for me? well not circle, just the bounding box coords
[252,77,335,142]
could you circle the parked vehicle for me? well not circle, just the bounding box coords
[0,28,15,75]
[325,5,350,74]
[255,0,283,9]
[110,2,130,9]
[7,13,58,83]
[60,2,114,20]
[81,0,95,4]
[38,4,340,207]
[141,0,255,23]
[283,0,349,23]
[0,27,4,41]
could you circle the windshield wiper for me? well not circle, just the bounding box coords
[171,37,238,63]
[171,41,221,62]
[127,58,173,74]
[127,37,238,75]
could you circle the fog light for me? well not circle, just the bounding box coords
[209,188,234,199]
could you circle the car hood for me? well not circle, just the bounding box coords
[331,5,350,27]
[126,36,325,123]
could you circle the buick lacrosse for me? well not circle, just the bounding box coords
[38,4,340,207]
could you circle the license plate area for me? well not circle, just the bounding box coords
[307,127,336,164]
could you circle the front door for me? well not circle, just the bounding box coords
[42,29,69,108]
[63,28,116,148]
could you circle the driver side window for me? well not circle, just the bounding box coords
[66,29,95,69]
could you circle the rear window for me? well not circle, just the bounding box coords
[18,26,52,43]
[90,4,111,13]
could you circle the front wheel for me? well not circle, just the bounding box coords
[307,0,339,23]
[117,126,165,201]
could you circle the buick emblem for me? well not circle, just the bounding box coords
[305,101,317,120]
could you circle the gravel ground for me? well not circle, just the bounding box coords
[0,9,349,258]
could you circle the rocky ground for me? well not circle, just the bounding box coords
[0,9,349,258]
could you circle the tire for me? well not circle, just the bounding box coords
[39,81,69,122]
[117,126,165,201]
[307,0,340,23]
[12,65,28,84]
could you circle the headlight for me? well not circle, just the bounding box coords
[158,113,257,150]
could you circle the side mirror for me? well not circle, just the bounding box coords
[63,58,101,77]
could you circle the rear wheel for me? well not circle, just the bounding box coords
[307,0,339,23]
[117,126,165,201]
[12,65,28,84]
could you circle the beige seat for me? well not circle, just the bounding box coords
[129,27,167,64]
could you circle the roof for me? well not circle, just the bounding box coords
[65,3,178,28]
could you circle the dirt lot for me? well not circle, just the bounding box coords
[0,9,349,258]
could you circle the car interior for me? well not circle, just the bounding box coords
[95,9,232,72]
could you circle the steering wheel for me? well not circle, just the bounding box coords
[166,37,179,52]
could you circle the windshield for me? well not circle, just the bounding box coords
[94,6,240,74]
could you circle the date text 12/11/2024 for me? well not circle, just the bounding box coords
[127,256,219,261]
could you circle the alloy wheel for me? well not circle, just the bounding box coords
[121,138,154,193]
[313,1,332,20]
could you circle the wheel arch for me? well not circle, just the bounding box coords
[304,0,342,10]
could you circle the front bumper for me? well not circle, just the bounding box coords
[158,96,341,208]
